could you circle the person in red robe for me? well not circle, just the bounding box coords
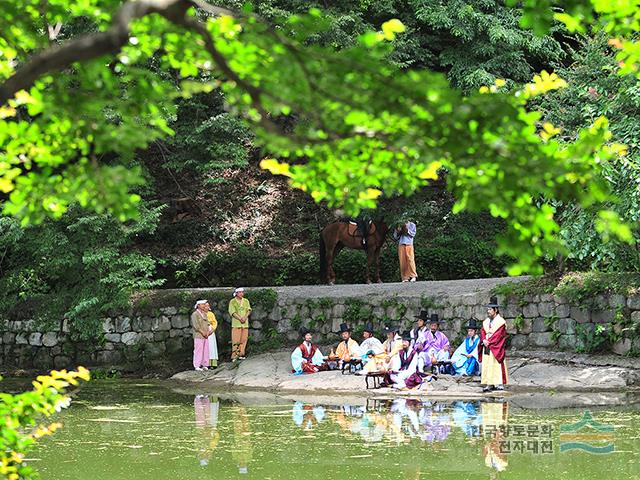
[479,296,508,392]
[291,329,326,374]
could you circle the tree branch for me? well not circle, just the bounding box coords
[0,0,194,105]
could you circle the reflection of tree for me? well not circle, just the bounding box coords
[481,402,509,474]
[193,395,221,467]
[232,406,253,475]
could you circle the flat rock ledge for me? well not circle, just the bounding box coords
[170,350,640,400]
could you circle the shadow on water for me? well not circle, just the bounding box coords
[10,380,639,479]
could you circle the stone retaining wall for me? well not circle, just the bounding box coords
[1,278,637,370]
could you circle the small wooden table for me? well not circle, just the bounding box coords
[431,360,453,375]
[365,372,386,389]
[341,359,363,375]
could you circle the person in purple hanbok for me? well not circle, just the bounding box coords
[386,332,423,390]
[417,314,450,373]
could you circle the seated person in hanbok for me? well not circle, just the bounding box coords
[363,325,403,374]
[451,319,481,376]
[410,310,430,347]
[418,314,451,373]
[291,329,326,374]
[357,322,385,373]
[334,323,360,367]
[385,332,423,390]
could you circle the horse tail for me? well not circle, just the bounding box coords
[319,231,327,283]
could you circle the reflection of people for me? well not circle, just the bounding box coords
[292,402,325,430]
[193,395,220,467]
[192,300,212,371]
[291,329,326,374]
[482,401,509,473]
[451,319,481,376]
[480,297,508,392]
[452,401,482,437]
[393,218,417,282]
[228,287,252,361]
[232,406,253,474]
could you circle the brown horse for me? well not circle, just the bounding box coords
[319,220,389,285]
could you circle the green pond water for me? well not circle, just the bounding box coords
[11,380,640,479]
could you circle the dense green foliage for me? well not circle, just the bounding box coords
[535,36,640,271]
[0,205,163,340]
[0,0,640,338]
[242,0,566,91]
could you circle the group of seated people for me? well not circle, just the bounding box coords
[290,309,482,390]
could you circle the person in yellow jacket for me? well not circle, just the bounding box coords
[228,287,252,361]
[204,302,218,368]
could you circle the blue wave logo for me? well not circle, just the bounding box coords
[560,411,614,454]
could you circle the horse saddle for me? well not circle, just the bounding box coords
[346,222,376,237]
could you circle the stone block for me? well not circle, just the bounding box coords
[28,332,42,346]
[102,319,114,334]
[154,331,169,341]
[166,337,185,354]
[33,349,53,369]
[555,303,570,318]
[121,331,139,346]
[571,307,591,324]
[115,317,131,333]
[42,332,58,347]
[143,342,166,358]
[15,333,28,345]
[591,310,615,324]
[251,321,262,330]
[609,294,626,308]
[171,314,190,329]
[54,355,73,369]
[529,332,555,348]
[139,331,154,342]
[3,332,15,344]
[628,295,640,310]
[152,316,172,331]
[537,302,554,317]
[105,333,121,343]
[169,329,185,338]
[612,338,631,356]
[160,306,177,316]
[558,334,577,351]
[509,335,528,350]
[332,304,345,318]
[268,308,282,322]
[556,318,576,335]
[532,318,548,333]
[501,303,521,319]
[96,350,123,364]
[522,303,539,318]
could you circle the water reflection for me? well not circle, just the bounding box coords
[232,405,252,475]
[290,398,512,473]
[193,395,220,467]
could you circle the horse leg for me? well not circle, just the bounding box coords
[326,242,338,285]
[366,250,375,284]
[375,247,383,283]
